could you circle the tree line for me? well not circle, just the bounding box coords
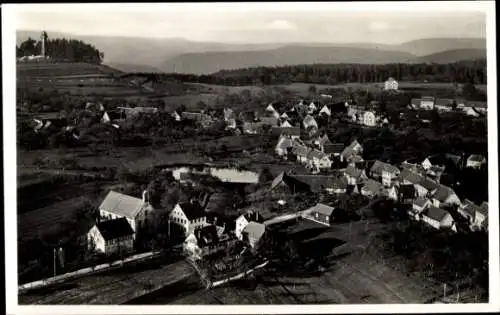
[17,34,104,64]
[126,59,486,86]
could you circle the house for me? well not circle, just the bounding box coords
[184,225,237,259]
[319,105,331,117]
[308,101,318,114]
[266,103,277,113]
[242,122,265,134]
[303,115,318,131]
[396,169,436,197]
[458,199,486,230]
[223,108,236,121]
[384,77,398,90]
[434,99,454,112]
[385,186,399,201]
[398,184,416,203]
[467,101,487,115]
[349,106,378,127]
[235,211,266,240]
[461,106,481,117]
[225,118,237,130]
[369,160,400,187]
[272,126,301,140]
[343,165,368,185]
[426,165,445,182]
[275,135,294,157]
[314,134,332,152]
[291,142,312,164]
[169,201,207,235]
[431,184,461,208]
[270,171,311,196]
[241,222,266,249]
[291,174,348,194]
[280,120,293,128]
[306,203,335,226]
[324,143,344,158]
[420,96,435,110]
[340,140,363,163]
[280,112,290,120]
[306,149,333,171]
[421,207,457,232]
[466,154,486,170]
[99,190,154,237]
[171,110,182,122]
[87,217,134,255]
[361,179,384,198]
[411,197,432,218]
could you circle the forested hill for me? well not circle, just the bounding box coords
[17,34,104,64]
[124,59,487,86]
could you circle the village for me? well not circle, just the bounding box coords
[17,74,489,304]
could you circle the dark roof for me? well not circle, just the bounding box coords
[243,211,267,223]
[195,225,219,247]
[308,203,335,216]
[434,99,453,106]
[324,143,344,154]
[413,197,430,208]
[290,174,343,192]
[399,184,416,199]
[272,126,301,136]
[425,206,450,222]
[370,160,400,176]
[432,185,457,202]
[96,218,134,241]
[179,201,206,220]
[420,178,439,192]
[362,179,384,194]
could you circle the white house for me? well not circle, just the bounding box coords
[87,217,135,255]
[275,135,294,157]
[99,190,155,238]
[319,105,331,117]
[466,154,486,169]
[308,102,318,114]
[421,206,457,232]
[169,201,207,235]
[384,77,398,90]
[241,222,266,249]
[235,212,265,240]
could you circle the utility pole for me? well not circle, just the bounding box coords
[53,247,57,277]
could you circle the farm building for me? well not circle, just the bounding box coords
[241,222,266,249]
[466,154,486,170]
[421,207,457,232]
[184,225,238,259]
[307,203,335,226]
[384,77,398,90]
[291,142,312,164]
[98,190,155,238]
[280,120,293,128]
[235,211,266,240]
[87,217,135,255]
[169,201,207,236]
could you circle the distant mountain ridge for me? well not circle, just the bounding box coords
[415,49,487,63]
[17,30,486,74]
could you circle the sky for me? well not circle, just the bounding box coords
[13,2,487,44]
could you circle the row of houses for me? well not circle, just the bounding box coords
[410,97,487,116]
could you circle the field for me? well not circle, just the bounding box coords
[19,258,194,304]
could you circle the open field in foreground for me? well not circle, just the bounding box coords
[19,258,193,304]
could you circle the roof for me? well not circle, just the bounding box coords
[96,218,134,241]
[307,203,335,216]
[182,112,203,121]
[362,179,384,194]
[303,115,318,128]
[324,143,345,154]
[344,166,365,178]
[259,116,279,126]
[397,169,424,185]
[370,160,400,176]
[425,206,450,222]
[243,221,266,240]
[178,201,206,220]
[432,184,457,202]
[271,171,289,190]
[468,154,486,162]
[272,126,301,137]
[399,184,416,198]
[291,143,311,157]
[196,225,219,247]
[275,135,294,151]
[319,105,331,115]
[413,197,430,208]
[421,96,435,101]
[99,191,145,219]
[290,174,344,192]
[341,140,362,159]
[317,134,332,146]
[224,108,236,120]
[420,178,439,192]
[461,199,481,217]
[307,149,327,160]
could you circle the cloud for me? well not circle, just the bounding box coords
[267,19,296,30]
[368,21,390,32]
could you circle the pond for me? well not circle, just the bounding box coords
[169,166,259,184]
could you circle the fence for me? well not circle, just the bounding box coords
[18,251,160,294]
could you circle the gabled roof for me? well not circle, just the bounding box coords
[324,143,345,154]
[397,169,424,185]
[307,149,327,160]
[272,126,301,137]
[461,199,480,217]
[344,166,365,178]
[178,201,206,220]
[280,120,293,128]
[362,179,384,194]
[399,184,416,199]
[243,221,266,240]
[96,217,134,241]
[275,135,294,151]
[425,206,450,222]
[307,203,335,216]
[317,134,332,146]
[319,105,331,116]
[420,178,439,192]
[370,160,400,176]
[303,115,318,128]
[341,140,362,159]
[99,191,145,219]
[432,185,458,202]
[413,197,431,208]
[291,175,345,192]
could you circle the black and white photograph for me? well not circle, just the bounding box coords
[3,1,499,314]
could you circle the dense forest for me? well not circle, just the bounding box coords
[124,59,487,86]
[16,33,104,64]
